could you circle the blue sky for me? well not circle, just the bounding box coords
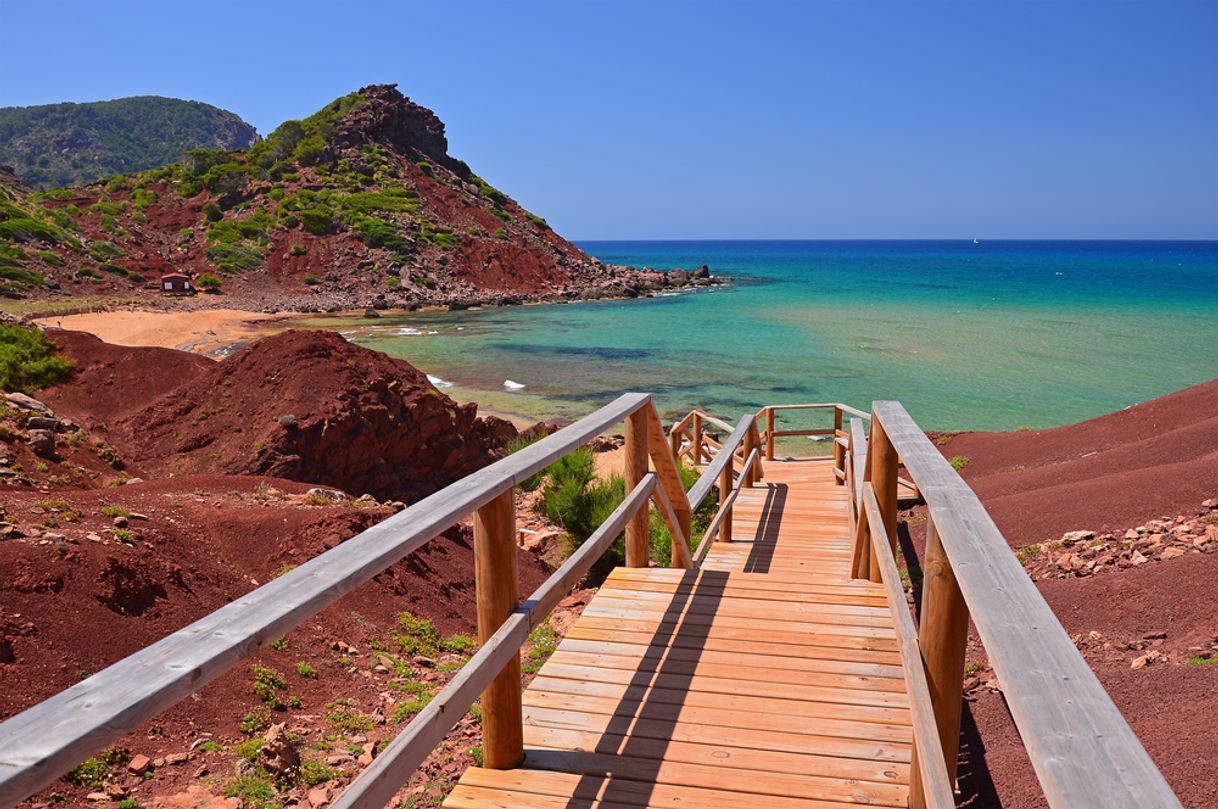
[3,1,1215,239]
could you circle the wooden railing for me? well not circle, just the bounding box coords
[0,392,757,809]
[846,401,1182,809]
[755,402,870,483]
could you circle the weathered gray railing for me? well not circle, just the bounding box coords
[848,401,1182,809]
[0,392,745,809]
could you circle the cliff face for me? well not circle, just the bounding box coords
[0,85,711,310]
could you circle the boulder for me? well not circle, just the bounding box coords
[261,722,300,777]
[5,392,54,416]
[28,429,55,458]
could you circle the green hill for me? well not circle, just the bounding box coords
[0,96,258,189]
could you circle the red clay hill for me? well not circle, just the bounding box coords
[934,377,1218,548]
[0,85,721,309]
[38,328,515,503]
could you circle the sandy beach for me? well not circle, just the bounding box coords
[34,309,294,356]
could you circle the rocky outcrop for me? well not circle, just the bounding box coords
[109,330,516,503]
[330,84,449,164]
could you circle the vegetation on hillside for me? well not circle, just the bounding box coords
[0,96,258,189]
[0,85,570,300]
[0,323,74,392]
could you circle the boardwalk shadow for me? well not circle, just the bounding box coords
[742,483,787,573]
[546,567,729,807]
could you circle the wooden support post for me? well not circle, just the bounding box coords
[474,489,522,770]
[765,407,775,460]
[669,424,681,462]
[718,451,734,543]
[911,513,969,798]
[833,407,845,485]
[866,415,898,584]
[742,425,756,489]
[625,407,650,567]
[692,413,703,465]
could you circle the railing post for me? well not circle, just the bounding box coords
[742,424,756,489]
[669,423,681,462]
[765,406,775,460]
[692,413,703,465]
[474,489,523,769]
[625,406,651,567]
[833,406,845,485]
[912,512,969,797]
[719,451,734,543]
[866,412,898,584]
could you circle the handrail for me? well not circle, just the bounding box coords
[693,446,759,566]
[330,474,658,809]
[688,414,753,510]
[0,392,662,807]
[860,483,955,808]
[855,401,1182,809]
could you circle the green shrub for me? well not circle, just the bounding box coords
[298,206,337,235]
[202,202,223,222]
[392,611,441,657]
[196,273,223,290]
[335,187,419,214]
[303,274,320,286]
[0,324,74,393]
[300,761,339,786]
[949,456,970,471]
[526,212,549,229]
[206,243,264,273]
[494,227,507,239]
[325,708,374,733]
[223,775,277,809]
[63,757,111,788]
[289,243,307,256]
[295,662,318,679]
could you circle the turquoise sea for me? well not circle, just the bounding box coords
[325,241,1218,432]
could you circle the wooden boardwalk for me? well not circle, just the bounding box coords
[444,457,913,808]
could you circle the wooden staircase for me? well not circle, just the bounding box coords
[446,457,912,807]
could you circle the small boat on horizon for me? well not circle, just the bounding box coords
[973,238,981,245]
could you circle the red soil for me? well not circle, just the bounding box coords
[936,378,1218,547]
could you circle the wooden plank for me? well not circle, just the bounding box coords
[526,676,909,727]
[590,588,894,625]
[523,725,911,784]
[456,768,883,809]
[0,392,655,806]
[564,625,901,667]
[571,614,899,653]
[650,478,692,569]
[544,648,907,692]
[861,483,955,808]
[521,691,912,745]
[519,748,909,807]
[523,704,912,762]
[552,637,906,680]
[536,661,910,708]
[644,402,692,546]
[578,601,898,640]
